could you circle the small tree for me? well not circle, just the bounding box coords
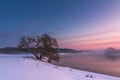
[18,34,60,63]
[105,47,118,61]
[105,47,116,54]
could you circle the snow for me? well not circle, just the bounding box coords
[0,54,120,80]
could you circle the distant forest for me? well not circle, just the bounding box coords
[0,47,90,54]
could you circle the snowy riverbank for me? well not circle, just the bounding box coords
[0,54,119,80]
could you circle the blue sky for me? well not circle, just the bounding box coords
[0,0,120,49]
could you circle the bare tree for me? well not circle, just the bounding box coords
[18,34,60,63]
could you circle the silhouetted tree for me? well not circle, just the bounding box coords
[18,34,60,63]
[105,47,116,54]
[105,47,118,61]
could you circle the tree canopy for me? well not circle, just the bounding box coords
[18,34,60,63]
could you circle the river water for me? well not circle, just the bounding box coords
[57,52,120,77]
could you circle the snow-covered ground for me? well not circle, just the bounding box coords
[0,54,120,80]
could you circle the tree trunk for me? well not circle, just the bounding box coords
[47,59,51,63]
[39,54,42,60]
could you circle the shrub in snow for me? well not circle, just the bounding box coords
[18,34,60,63]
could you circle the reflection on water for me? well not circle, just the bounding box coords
[56,53,120,77]
[105,55,118,61]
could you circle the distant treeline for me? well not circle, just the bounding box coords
[0,47,90,54]
[57,48,90,53]
[0,47,28,54]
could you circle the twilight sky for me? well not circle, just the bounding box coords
[0,0,120,49]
